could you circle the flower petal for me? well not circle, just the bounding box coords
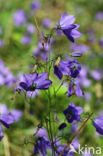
[36,79,52,89]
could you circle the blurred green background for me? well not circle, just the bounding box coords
[0,0,103,155]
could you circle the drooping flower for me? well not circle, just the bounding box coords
[15,72,40,98]
[54,59,81,79]
[54,60,70,79]
[57,12,82,42]
[13,10,26,26]
[33,128,51,155]
[19,72,52,91]
[68,59,81,78]
[0,104,22,122]
[56,145,69,156]
[34,137,51,155]
[67,81,83,97]
[63,103,83,123]
[0,113,15,141]
[92,117,103,135]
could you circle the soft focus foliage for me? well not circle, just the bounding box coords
[0,0,103,156]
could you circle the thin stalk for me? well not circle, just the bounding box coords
[59,112,94,156]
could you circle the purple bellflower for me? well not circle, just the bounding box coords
[34,137,51,155]
[0,113,15,141]
[15,72,40,98]
[77,66,91,88]
[54,59,81,79]
[21,35,31,44]
[42,18,52,28]
[34,128,51,155]
[26,23,35,34]
[0,59,16,87]
[0,104,22,141]
[63,103,83,123]
[57,12,82,42]
[67,81,83,97]
[13,10,26,27]
[93,117,103,135]
[33,36,53,61]
[30,1,41,11]
[19,72,52,91]
[0,104,22,122]
[91,69,102,81]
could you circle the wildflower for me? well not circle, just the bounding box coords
[56,145,69,156]
[93,117,103,135]
[30,1,41,11]
[26,23,35,34]
[77,66,91,88]
[54,59,70,79]
[42,18,52,28]
[54,59,81,79]
[63,103,83,123]
[0,104,22,122]
[0,113,15,141]
[90,69,102,81]
[0,59,16,87]
[21,35,31,44]
[34,137,51,155]
[34,38,53,61]
[34,128,51,155]
[67,81,83,97]
[19,72,52,91]
[57,12,82,42]
[13,10,26,26]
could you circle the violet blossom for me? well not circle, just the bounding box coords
[19,72,52,92]
[57,12,82,42]
[13,10,26,26]
[63,103,83,123]
[93,117,103,135]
